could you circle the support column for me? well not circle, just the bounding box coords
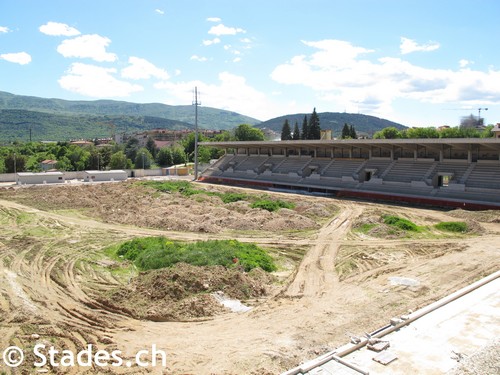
[349,147,353,159]
[390,148,394,160]
[413,150,418,160]
[439,149,443,162]
[467,150,472,163]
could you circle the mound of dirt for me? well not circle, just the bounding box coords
[0,181,336,233]
[102,263,275,321]
[449,209,500,223]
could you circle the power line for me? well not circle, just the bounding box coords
[192,87,201,180]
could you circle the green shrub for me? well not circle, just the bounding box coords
[435,221,468,233]
[219,192,248,203]
[383,215,419,231]
[250,199,295,212]
[115,237,277,272]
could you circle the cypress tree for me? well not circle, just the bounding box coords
[292,121,300,140]
[308,108,321,139]
[349,124,357,139]
[341,123,350,139]
[301,115,309,140]
[281,119,292,140]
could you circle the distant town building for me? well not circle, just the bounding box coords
[492,123,500,139]
[39,159,58,171]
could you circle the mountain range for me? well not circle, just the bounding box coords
[0,91,406,142]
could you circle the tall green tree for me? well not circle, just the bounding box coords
[156,147,173,167]
[146,137,158,159]
[281,119,292,140]
[234,124,265,141]
[349,124,357,139]
[373,127,403,139]
[124,137,140,161]
[292,121,300,140]
[171,146,187,165]
[109,151,131,169]
[301,115,309,140]
[5,153,27,173]
[341,123,350,139]
[134,148,153,169]
[308,108,321,140]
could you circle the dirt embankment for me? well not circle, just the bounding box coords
[0,182,499,374]
[0,181,338,233]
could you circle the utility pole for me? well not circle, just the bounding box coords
[193,87,201,180]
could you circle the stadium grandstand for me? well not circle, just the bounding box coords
[199,138,500,209]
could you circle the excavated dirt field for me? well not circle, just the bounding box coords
[0,179,499,374]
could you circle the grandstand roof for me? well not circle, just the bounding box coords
[200,138,500,151]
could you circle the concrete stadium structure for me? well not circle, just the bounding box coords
[200,138,500,209]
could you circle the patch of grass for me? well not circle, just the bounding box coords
[435,221,468,233]
[114,237,277,272]
[383,215,419,231]
[250,199,295,212]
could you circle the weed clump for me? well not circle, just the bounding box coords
[383,215,419,231]
[250,199,295,212]
[435,221,468,233]
[115,237,277,272]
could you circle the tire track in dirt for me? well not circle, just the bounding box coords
[285,205,363,297]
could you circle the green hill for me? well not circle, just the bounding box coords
[0,91,261,141]
[258,112,407,137]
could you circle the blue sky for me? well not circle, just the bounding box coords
[1,0,500,128]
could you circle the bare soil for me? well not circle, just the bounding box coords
[0,180,499,374]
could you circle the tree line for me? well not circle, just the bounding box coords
[281,108,322,140]
[373,125,494,139]
[0,124,265,173]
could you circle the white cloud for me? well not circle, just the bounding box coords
[190,55,208,62]
[121,56,169,80]
[155,9,164,15]
[0,26,10,33]
[0,52,32,65]
[271,38,500,118]
[208,24,246,36]
[206,17,221,23]
[232,57,241,63]
[400,37,440,54]
[459,59,471,68]
[203,37,221,46]
[39,22,80,36]
[59,62,143,97]
[57,34,117,62]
